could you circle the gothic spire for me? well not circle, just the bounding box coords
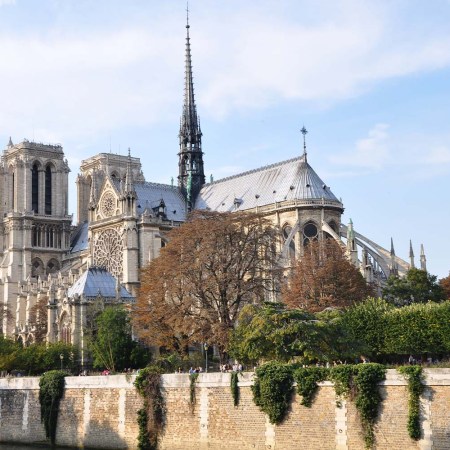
[124,148,134,195]
[409,239,415,269]
[89,171,98,209]
[420,244,427,272]
[178,7,205,210]
[390,237,398,276]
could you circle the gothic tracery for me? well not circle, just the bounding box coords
[93,228,123,278]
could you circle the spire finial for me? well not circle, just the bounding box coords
[301,126,308,159]
[409,239,415,269]
[186,2,190,28]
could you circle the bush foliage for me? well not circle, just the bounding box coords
[230,299,450,364]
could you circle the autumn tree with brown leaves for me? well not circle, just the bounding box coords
[133,210,281,360]
[282,238,372,313]
[440,272,450,300]
[28,297,48,343]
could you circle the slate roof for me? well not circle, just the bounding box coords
[195,155,340,212]
[134,182,187,221]
[67,267,133,299]
[70,222,89,253]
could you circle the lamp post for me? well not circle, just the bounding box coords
[204,343,208,373]
[60,353,64,371]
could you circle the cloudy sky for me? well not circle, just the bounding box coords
[0,0,449,278]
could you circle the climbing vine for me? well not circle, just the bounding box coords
[230,372,240,407]
[189,373,199,412]
[134,366,165,450]
[353,364,386,449]
[329,364,356,400]
[39,370,66,445]
[293,367,327,407]
[252,362,294,425]
[398,365,424,440]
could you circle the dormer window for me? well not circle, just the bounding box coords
[154,199,166,218]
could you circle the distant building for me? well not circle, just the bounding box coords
[0,17,425,361]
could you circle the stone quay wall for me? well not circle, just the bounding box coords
[0,369,449,449]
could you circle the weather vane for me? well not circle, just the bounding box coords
[301,126,308,156]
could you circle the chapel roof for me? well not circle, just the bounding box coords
[67,267,133,300]
[134,181,187,221]
[69,221,89,253]
[195,154,340,212]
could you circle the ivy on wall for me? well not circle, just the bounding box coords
[39,370,66,445]
[251,362,294,425]
[293,367,327,407]
[134,366,165,450]
[252,363,387,449]
[398,365,424,440]
[189,372,199,413]
[230,372,240,407]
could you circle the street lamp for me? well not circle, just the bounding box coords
[204,343,208,373]
[60,353,64,371]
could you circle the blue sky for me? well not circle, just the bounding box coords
[0,0,449,278]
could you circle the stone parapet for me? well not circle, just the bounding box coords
[0,369,450,449]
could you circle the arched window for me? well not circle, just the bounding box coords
[303,221,318,246]
[11,172,15,209]
[31,258,45,277]
[32,163,39,213]
[45,165,52,215]
[47,259,60,274]
[283,225,296,261]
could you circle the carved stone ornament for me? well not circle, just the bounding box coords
[93,228,123,278]
[100,192,115,218]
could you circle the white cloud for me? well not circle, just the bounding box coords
[0,1,450,146]
[330,124,390,169]
[422,146,450,164]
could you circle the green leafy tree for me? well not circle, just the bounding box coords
[0,335,21,372]
[383,302,450,356]
[229,302,362,365]
[341,297,392,361]
[91,305,149,372]
[383,268,445,306]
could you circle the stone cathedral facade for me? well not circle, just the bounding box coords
[0,19,425,361]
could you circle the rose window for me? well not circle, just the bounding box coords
[93,228,123,277]
[101,192,116,218]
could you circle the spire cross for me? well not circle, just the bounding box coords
[301,126,308,156]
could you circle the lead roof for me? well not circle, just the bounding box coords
[195,154,340,212]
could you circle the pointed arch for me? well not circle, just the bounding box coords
[45,164,53,215]
[32,161,40,213]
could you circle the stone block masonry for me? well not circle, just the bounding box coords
[0,369,449,449]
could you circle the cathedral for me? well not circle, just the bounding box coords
[0,18,426,362]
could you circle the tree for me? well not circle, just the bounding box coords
[91,305,149,372]
[382,268,445,306]
[282,239,372,312]
[229,302,362,365]
[28,297,48,343]
[0,301,12,335]
[134,210,281,360]
[440,272,450,300]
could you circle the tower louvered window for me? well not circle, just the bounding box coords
[32,164,39,213]
[45,166,52,215]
